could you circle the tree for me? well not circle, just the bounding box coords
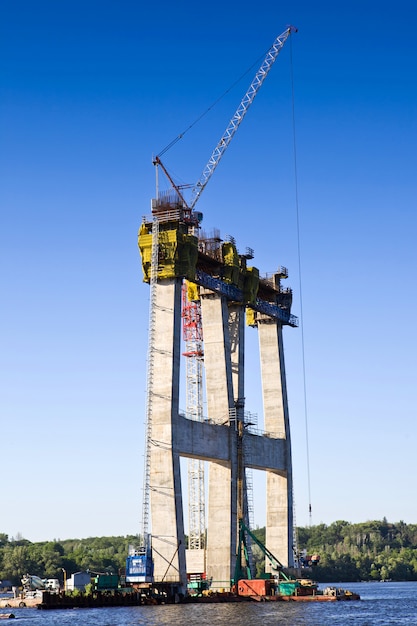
[0,545,38,584]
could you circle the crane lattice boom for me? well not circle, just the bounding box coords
[189,26,296,210]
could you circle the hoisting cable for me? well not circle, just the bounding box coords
[289,33,313,527]
[156,46,280,159]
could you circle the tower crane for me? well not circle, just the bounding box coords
[134,26,296,588]
[154,25,296,212]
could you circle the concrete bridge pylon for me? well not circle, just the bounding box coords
[138,210,297,593]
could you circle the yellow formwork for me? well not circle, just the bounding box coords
[138,223,198,282]
[243,266,259,305]
[139,222,260,316]
[221,241,259,304]
[246,307,257,327]
[186,280,200,302]
[222,241,240,285]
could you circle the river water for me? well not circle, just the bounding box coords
[5,582,417,625]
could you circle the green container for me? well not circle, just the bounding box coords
[94,574,119,590]
[278,582,299,596]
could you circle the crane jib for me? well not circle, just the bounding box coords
[189,26,297,210]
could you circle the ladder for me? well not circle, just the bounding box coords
[141,216,159,547]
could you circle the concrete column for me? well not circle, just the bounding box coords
[258,319,294,568]
[228,305,247,539]
[228,304,245,410]
[200,291,237,589]
[149,278,187,587]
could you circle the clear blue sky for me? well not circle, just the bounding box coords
[1,0,416,543]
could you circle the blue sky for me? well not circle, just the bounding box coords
[1,0,416,542]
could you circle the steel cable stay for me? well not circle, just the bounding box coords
[289,34,313,527]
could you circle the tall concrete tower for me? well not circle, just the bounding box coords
[138,198,297,592]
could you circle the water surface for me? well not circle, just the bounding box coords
[6,581,417,625]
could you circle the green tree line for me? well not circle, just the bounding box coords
[0,533,138,586]
[2,519,417,585]
[294,518,417,582]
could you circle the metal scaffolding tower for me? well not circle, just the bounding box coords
[182,284,206,552]
[141,216,159,548]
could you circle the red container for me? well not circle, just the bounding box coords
[237,579,271,597]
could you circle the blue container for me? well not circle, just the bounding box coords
[126,552,154,583]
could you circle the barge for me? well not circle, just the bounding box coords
[233,578,360,602]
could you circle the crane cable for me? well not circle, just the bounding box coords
[156,47,279,159]
[289,35,313,526]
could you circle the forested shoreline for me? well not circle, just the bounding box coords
[0,534,134,586]
[1,519,417,585]
[295,518,417,582]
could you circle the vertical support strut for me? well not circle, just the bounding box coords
[259,317,294,568]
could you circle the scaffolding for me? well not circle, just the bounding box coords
[182,283,206,552]
[141,216,160,549]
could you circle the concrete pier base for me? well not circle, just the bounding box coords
[147,279,294,587]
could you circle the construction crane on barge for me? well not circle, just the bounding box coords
[129,25,297,588]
